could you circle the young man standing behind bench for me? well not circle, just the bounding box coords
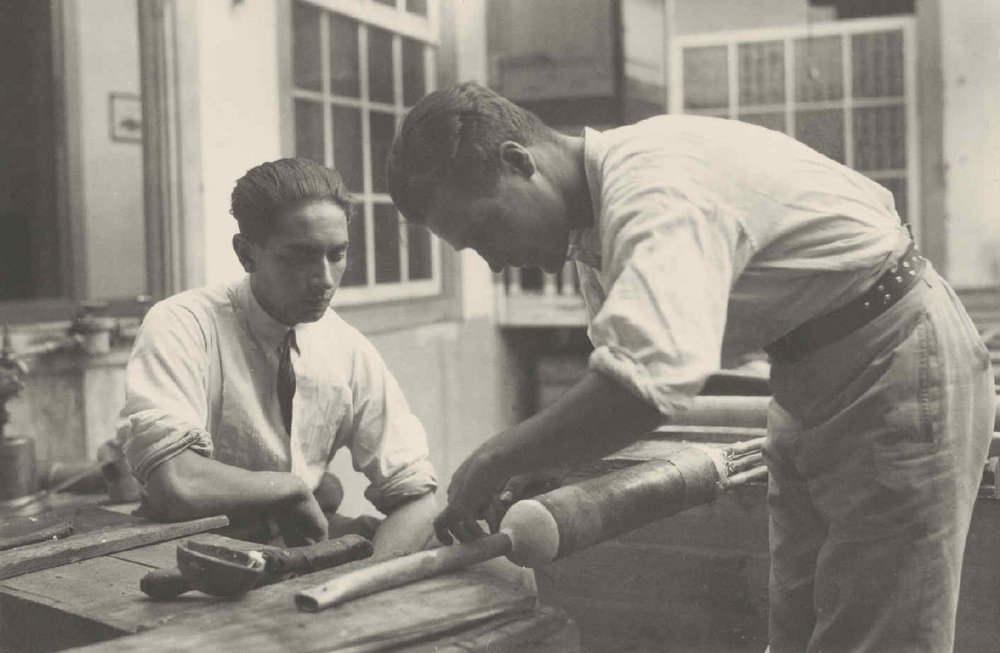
[117,158,438,555]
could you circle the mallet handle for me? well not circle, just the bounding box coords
[295,532,511,612]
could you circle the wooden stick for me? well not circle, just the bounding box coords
[0,521,74,552]
[0,514,228,580]
[295,533,512,612]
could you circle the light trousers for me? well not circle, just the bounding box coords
[765,264,994,653]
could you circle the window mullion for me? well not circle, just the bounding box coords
[320,13,333,168]
[358,24,376,289]
[843,34,854,169]
[392,32,408,283]
[784,37,794,138]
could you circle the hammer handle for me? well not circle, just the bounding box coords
[141,567,191,600]
[264,534,373,576]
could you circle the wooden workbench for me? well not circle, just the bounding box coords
[0,505,577,653]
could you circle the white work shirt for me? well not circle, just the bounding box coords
[572,115,911,416]
[117,277,437,513]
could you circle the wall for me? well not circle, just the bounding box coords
[673,0,833,36]
[939,0,1000,288]
[188,0,284,286]
[69,0,147,299]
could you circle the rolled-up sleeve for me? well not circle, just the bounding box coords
[345,337,437,514]
[587,184,745,417]
[117,303,214,483]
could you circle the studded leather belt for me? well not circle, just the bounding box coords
[765,241,927,363]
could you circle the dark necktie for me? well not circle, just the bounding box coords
[277,329,297,435]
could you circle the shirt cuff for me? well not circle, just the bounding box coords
[589,345,701,418]
[126,428,214,484]
[364,459,438,514]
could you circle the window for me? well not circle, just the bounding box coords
[0,0,157,322]
[671,17,918,237]
[289,0,441,306]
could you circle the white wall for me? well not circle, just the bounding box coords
[70,0,146,299]
[940,0,1000,287]
[190,0,284,286]
[673,0,833,35]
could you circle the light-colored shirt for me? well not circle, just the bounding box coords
[572,115,911,416]
[117,277,437,513]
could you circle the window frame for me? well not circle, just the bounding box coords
[279,0,457,328]
[668,16,920,243]
[0,0,185,327]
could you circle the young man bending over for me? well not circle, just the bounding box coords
[386,83,994,652]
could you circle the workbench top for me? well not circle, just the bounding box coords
[0,509,577,653]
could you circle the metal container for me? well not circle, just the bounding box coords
[0,436,39,501]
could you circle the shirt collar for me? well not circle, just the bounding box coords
[235,276,296,354]
[566,127,604,270]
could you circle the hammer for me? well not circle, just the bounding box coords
[296,442,763,611]
[141,534,373,599]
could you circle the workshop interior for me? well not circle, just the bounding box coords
[1,0,999,651]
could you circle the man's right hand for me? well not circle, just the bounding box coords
[276,489,329,546]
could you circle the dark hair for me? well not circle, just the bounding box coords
[386,82,555,223]
[230,158,354,242]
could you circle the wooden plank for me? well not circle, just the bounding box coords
[0,514,228,580]
[0,555,210,637]
[70,565,538,652]
[394,605,579,653]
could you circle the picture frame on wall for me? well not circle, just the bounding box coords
[109,92,142,143]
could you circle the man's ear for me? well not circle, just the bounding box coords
[232,234,256,273]
[499,141,536,178]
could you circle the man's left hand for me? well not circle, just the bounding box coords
[433,445,514,544]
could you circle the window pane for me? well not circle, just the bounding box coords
[332,106,363,191]
[342,203,367,287]
[853,105,905,171]
[294,100,324,164]
[683,46,728,110]
[402,38,425,105]
[852,31,903,98]
[374,203,401,283]
[368,26,394,104]
[739,41,784,106]
[329,13,360,97]
[877,177,908,223]
[739,112,786,133]
[370,111,395,194]
[372,0,396,6]
[406,0,428,16]
[795,36,843,103]
[795,109,845,163]
[292,0,322,92]
[407,223,432,280]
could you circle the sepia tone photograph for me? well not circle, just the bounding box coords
[0,1,998,651]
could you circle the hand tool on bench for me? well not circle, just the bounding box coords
[141,533,373,599]
[295,439,766,612]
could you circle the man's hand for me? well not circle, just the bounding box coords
[276,491,329,546]
[433,446,515,544]
[484,467,567,533]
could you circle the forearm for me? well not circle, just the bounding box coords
[371,492,438,556]
[483,369,663,475]
[144,449,308,522]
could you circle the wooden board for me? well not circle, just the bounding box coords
[68,561,540,653]
[0,514,228,580]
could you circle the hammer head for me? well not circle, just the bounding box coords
[176,539,267,597]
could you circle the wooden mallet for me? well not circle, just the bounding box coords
[295,441,764,612]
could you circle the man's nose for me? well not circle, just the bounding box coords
[311,258,336,288]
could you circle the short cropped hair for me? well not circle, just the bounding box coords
[230,158,354,242]
[386,82,555,223]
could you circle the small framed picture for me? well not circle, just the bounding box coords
[109,92,143,143]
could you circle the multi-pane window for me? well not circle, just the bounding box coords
[290,0,439,305]
[672,18,917,235]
